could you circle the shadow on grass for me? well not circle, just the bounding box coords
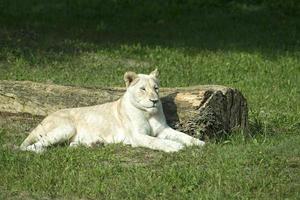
[207,116,293,144]
[0,0,299,64]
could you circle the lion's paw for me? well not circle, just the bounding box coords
[191,138,205,146]
[163,141,185,152]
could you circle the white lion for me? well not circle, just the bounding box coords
[20,69,205,153]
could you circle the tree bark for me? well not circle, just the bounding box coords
[0,80,248,138]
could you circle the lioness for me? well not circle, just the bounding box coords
[20,69,205,153]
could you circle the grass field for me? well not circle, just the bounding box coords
[0,0,300,199]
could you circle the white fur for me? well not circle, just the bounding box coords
[20,70,205,153]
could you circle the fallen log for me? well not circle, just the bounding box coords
[0,80,248,138]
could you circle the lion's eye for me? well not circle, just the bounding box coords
[154,86,159,90]
[140,87,146,91]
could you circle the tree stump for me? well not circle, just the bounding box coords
[0,80,248,138]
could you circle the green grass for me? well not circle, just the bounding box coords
[0,0,300,199]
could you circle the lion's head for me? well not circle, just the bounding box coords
[124,69,160,113]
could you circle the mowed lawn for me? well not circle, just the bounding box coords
[0,1,299,199]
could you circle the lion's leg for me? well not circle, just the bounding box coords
[157,127,205,147]
[24,124,76,153]
[69,141,93,148]
[69,141,80,147]
[132,134,184,152]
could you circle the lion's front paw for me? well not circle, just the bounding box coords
[25,144,46,153]
[191,138,205,147]
[163,141,185,152]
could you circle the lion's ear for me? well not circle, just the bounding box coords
[124,71,138,88]
[150,68,159,79]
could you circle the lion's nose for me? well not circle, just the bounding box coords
[150,99,159,104]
